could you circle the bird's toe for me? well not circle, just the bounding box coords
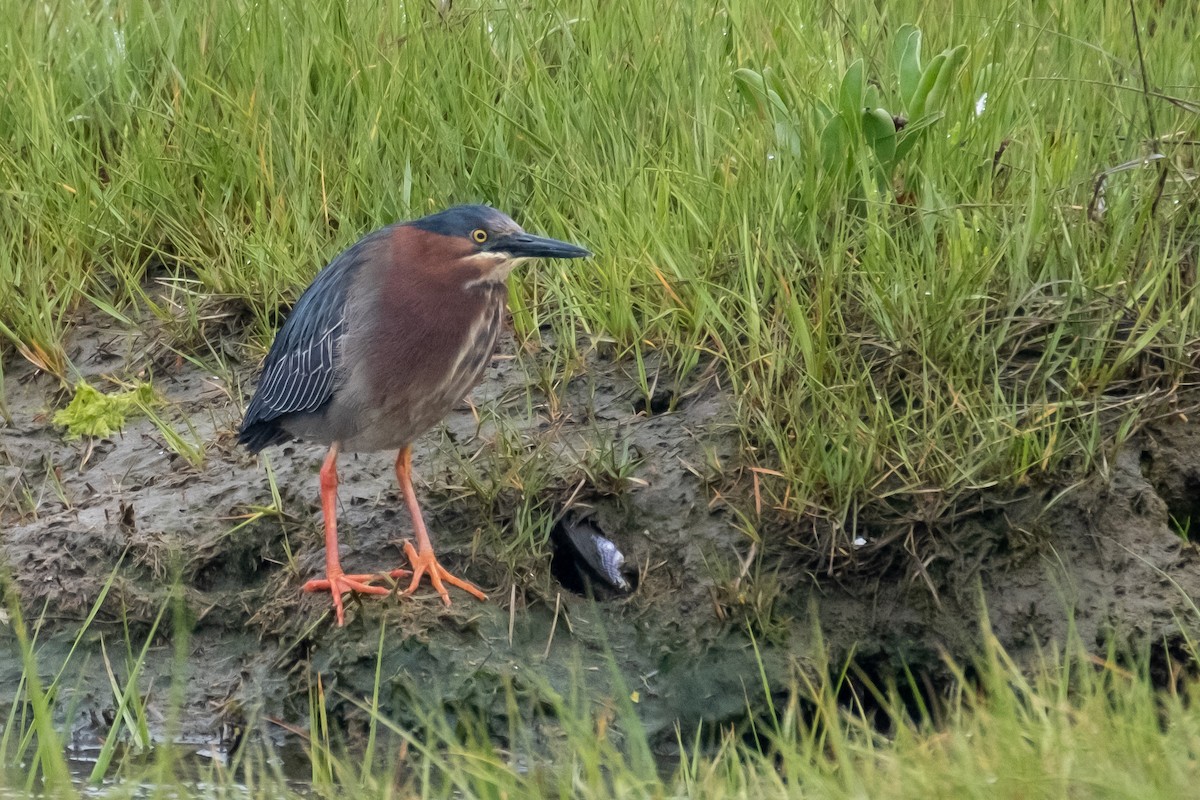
[402,541,487,605]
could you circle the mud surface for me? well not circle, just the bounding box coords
[2,311,1199,757]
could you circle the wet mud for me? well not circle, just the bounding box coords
[2,311,1198,757]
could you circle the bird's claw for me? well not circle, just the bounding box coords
[303,568,410,626]
[401,541,487,606]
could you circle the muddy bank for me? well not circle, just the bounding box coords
[1,313,1198,755]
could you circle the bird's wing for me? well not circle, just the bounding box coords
[240,228,389,432]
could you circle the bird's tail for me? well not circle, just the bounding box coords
[237,418,291,453]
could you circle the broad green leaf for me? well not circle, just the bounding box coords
[813,97,836,123]
[763,66,790,107]
[893,25,923,108]
[908,51,946,119]
[821,114,850,173]
[924,44,968,114]
[734,68,771,118]
[839,58,866,118]
[862,108,897,167]
[865,84,881,110]
[775,121,803,157]
[734,67,790,119]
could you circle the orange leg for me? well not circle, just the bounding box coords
[396,445,487,605]
[302,442,409,626]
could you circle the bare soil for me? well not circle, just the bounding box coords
[2,310,1198,757]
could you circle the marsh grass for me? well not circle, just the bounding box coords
[1,576,1198,799]
[3,0,1198,558]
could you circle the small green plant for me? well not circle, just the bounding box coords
[735,24,971,186]
[576,426,646,496]
[1170,514,1192,543]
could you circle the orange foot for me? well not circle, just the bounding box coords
[401,541,487,606]
[303,569,410,626]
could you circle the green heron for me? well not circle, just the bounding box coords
[239,205,590,626]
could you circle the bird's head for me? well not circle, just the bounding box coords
[408,204,591,285]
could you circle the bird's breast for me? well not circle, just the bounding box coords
[331,283,507,452]
[427,288,504,392]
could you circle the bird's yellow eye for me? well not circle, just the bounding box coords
[472,229,488,243]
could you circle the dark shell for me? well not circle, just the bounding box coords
[553,512,630,592]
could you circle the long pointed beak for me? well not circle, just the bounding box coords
[491,232,591,260]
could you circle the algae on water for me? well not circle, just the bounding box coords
[53,380,155,439]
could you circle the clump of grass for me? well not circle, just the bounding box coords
[231,627,1200,798]
[0,558,131,794]
[2,584,1197,799]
